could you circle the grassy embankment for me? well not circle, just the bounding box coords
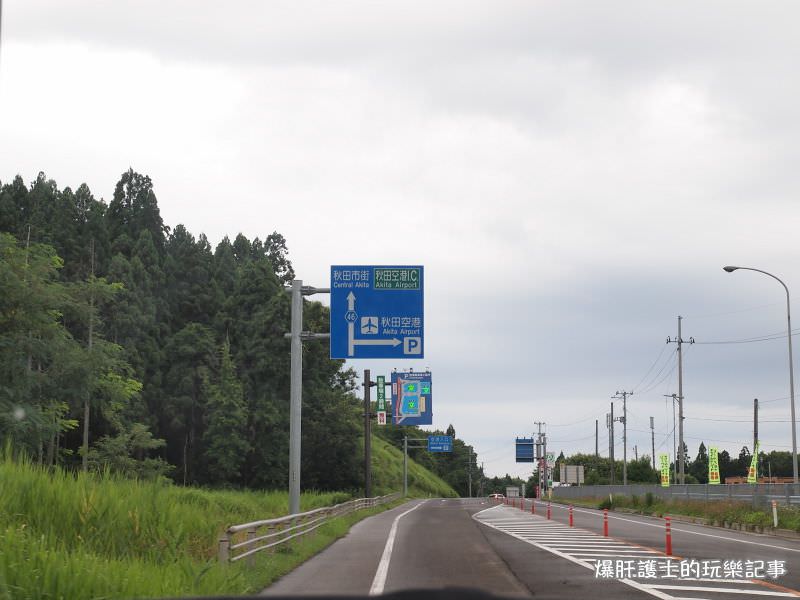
[0,436,456,599]
[553,493,800,532]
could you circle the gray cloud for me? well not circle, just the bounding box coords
[3,1,800,477]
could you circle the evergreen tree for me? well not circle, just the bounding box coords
[689,442,709,483]
[201,340,249,485]
[161,323,216,485]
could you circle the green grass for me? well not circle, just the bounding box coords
[0,438,456,599]
[371,435,458,498]
[559,494,800,532]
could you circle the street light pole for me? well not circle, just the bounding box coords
[723,266,799,484]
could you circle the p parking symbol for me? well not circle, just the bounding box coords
[403,337,422,355]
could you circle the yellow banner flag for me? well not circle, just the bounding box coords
[747,442,759,483]
[659,453,670,487]
[708,446,720,485]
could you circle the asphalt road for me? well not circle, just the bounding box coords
[263,497,800,599]
[261,498,800,598]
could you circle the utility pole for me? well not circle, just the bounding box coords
[609,403,615,484]
[285,280,330,515]
[634,445,638,461]
[664,393,678,482]
[364,369,376,498]
[535,422,545,497]
[543,433,548,493]
[754,398,759,475]
[667,316,694,484]
[466,446,473,498]
[650,416,656,471]
[595,419,599,457]
[613,391,633,485]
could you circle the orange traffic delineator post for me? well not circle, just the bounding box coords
[665,517,672,556]
[603,508,609,537]
[546,502,551,520]
[569,505,574,527]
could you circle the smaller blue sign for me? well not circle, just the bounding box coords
[392,371,432,425]
[428,435,453,453]
[516,437,535,463]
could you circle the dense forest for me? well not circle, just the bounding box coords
[0,169,483,494]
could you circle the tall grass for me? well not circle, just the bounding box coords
[0,456,348,563]
[0,440,455,599]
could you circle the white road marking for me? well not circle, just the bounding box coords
[532,500,800,553]
[646,584,796,596]
[369,500,426,596]
[474,505,799,600]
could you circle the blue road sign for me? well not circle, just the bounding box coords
[428,435,453,453]
[516,437,535,463]
[330,266,424,359]
[392,371,432,425]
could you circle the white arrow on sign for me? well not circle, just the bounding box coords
[354,338,401,347]
[346,292,402,356]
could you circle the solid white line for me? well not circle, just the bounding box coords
[664,578,755,584]
[369,500,426,596]
[569,552,660,557]
[541,541,634,546]
[646,584,795,596]
[552,547,656,553]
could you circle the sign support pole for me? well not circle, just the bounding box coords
[403,435,408,497]
[289,280,303,515]
[364,369,374,498]
[285,280,330,515]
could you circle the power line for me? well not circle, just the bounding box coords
[634,348,677,394]
[548,433,596,443]
[683,435,794,449]
[694,328,800,345]
[637,351,679,395]
[687,416,794,423]
[632,344,669,392]
[549,413,605,428]
[683,301,784,320]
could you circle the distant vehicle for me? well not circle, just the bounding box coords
[489,493,504,499]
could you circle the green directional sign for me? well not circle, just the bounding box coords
[376,375,386,411]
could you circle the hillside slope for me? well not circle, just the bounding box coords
[371,435,459,497]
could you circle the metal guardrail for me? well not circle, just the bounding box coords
[551,483,800,508]
[218,492,401,563]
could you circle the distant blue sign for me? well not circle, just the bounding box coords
[330,266,424,359]
[428,435,453,453]
[392,371,432,425]
[516,437,535,463]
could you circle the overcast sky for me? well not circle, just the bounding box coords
[2,1,800,479]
